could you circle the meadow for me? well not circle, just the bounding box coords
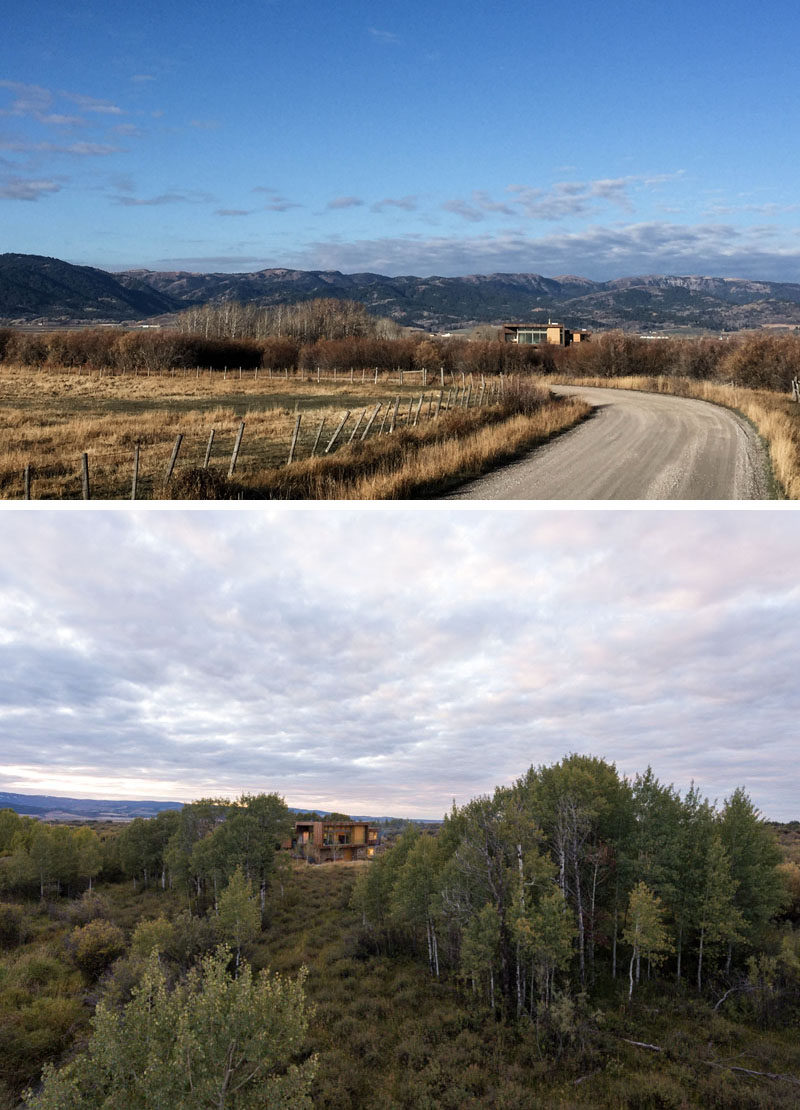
[0,363,587,501]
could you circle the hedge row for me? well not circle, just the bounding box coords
[552,330,800,392]
[0,328,555,376]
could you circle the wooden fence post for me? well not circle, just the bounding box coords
[228,422,245,476]
[389,395,400,433]
[203,429,215,469]
[361,403,382,440]
[131,443,140,500]
[413,395,424,426]
[287,413,302,465]
[23,464,31,500]
[81,453,90,500]
[374,366,379,384]
[165,434,183,481]
[311,417,326,456]
[348,409,366,442]
[325,411,350,453]
[435,390,443,419]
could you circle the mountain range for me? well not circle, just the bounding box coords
[4,252,800,333]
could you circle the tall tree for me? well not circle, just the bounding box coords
[719,788,784,964]
[72,827,103,893]
[695,834,744,990]
[390,833,445,976]
[215,867,261,973]
[622,882,672,1001]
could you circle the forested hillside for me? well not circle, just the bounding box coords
[1,761,798,1108]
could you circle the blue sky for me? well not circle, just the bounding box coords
[1,507,798,821]
[4,0,800,278]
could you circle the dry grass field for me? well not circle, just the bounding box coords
[0,364,588,500]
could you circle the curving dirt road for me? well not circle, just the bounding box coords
[446,385,771,500]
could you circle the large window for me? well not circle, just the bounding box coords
[517,329,549,345]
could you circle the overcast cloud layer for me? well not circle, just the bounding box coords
[1,508,797,821]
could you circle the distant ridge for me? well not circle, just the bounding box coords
[5,252,800,332]
[0,791,436,824]
[0,253,178,322]
[0,790,182,821]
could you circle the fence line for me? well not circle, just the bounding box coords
[16,378,504,499]
[16,360,515,386]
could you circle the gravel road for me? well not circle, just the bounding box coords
[446,385,771,500]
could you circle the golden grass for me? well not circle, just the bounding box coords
[338,397,590,499]
[0,363,588,500]
[243,397,590,500]
[554,374,800,499]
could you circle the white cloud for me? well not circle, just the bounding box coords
[326,195,365,210]
[369,27,401,44]
[0,176,62,200]
[286,220,800,281]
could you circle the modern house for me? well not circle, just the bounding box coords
[502,323,591,346]
[287,819,380,862]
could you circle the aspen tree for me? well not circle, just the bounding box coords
[622,882,672,1001]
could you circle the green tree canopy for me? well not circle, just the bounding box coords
[25,948,316,1109]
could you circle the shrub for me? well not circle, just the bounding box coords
[0,329,14,362]
[5,333,49,366]
[65,891,109,926]
[70,920,126,980]
[130,916,175,957]
[44,329,121,368]
[0,905,27,949]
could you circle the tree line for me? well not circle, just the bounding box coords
[0,306,554,377]
[5,307,800,393]
[352,756,794,1032]
[552,330,800,392]
[0,793,292,912]
[1,794,317,1108]
[174,296,401,343]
